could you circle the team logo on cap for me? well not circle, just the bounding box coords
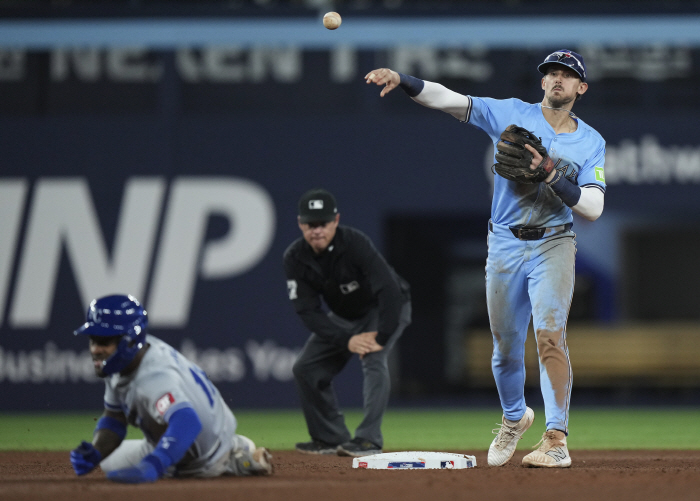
[309,200,324,209]
[547,50,586,80]
[88,306,101,323]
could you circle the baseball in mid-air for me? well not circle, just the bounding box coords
[323,12,342,30]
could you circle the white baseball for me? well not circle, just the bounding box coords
[323,12,342,30]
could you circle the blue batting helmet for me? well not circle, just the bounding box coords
[537,50,587,82]
[74,294,148,375]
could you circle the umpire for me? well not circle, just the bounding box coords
[284,188,411,457]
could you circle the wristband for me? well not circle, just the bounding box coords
[547,171,581,207]
[95,415,127,440]
[397,73,424,97]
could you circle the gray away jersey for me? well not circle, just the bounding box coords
[103,335,236,475]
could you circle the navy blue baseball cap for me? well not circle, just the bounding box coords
[537,50,587,82]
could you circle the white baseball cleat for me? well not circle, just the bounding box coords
[234,435,274,475]
[238,435,256,453]
[487,407,534,467]
[522,430,571,468]
[251,447,274,475]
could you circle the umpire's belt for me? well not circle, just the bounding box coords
[489,221,572,240]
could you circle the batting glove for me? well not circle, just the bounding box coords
[70,440,102,476]
[107,454,164,484]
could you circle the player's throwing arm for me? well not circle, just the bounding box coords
[365,68,471,122]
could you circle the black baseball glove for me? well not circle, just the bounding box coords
[493,124,558,184]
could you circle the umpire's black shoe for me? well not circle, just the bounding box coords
[295,439,338,455]
[337,437,382,457]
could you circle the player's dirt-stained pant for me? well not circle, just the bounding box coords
[486,221,576,434]
[99,433,265,477]
[292,302,412,448]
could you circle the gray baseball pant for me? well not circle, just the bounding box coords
[292,301,411,448]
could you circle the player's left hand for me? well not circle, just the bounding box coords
[107,457,161,484]
[70,440,102,476]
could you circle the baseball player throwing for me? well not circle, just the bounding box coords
[365,50,606,468]
[69,294,273,483]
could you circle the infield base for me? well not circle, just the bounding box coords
[352,451,476,469]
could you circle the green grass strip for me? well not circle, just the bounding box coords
[1,408,698,451]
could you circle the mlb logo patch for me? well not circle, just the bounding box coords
[339,281,360,294]
[155,392,175,416]
[308,199,324,209]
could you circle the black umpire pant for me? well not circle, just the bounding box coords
[292,301,412,448]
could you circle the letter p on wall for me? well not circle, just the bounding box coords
[147,177,276,326]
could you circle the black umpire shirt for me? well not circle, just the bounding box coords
[283,225,410,349]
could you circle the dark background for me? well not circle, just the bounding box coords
[1,0,700,411]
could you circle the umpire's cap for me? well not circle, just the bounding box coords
[298,188,338,224]
[538,50,587,82]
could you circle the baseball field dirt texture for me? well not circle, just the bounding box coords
[3,449,700,501]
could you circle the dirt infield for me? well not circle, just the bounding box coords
[2,450,700,501]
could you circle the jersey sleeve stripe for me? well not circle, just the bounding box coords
[163,401,195,422]
[580,183,606,193]
[463,96,473,123]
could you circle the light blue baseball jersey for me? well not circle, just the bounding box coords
[466,97,606,228]
[103,335,236,475]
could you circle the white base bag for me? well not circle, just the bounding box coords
[352,451,476,469]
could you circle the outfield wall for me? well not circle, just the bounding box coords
[1,7,700,410]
